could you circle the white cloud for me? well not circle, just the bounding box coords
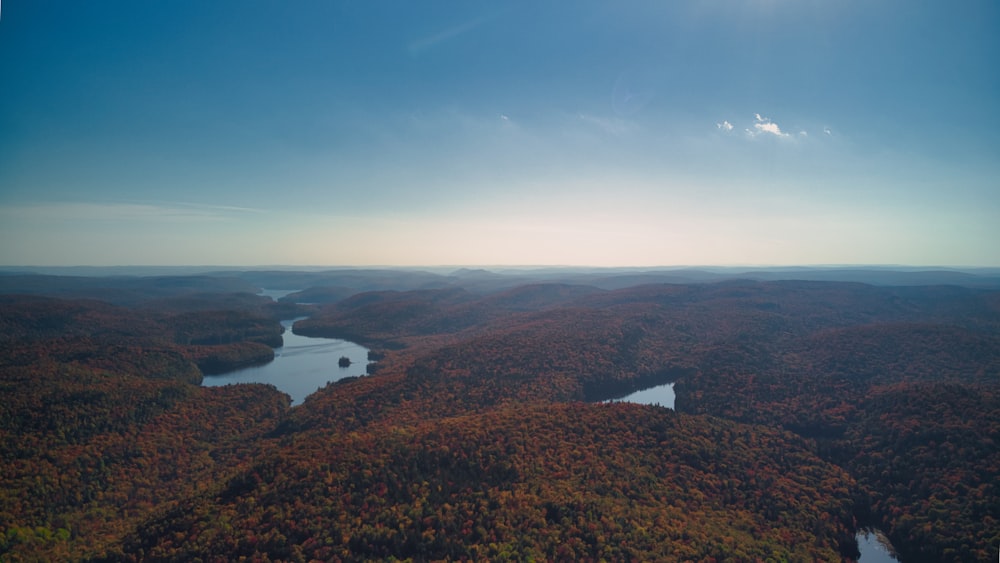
[756,122,784,136]
[750,113,790,138]
[732,115,834,139]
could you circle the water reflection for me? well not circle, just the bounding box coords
[202,317,370,406]
[604,383,675,409]
[856,529,899,563]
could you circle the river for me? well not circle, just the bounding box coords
[604,382,675,409]
[201,290,371,405]
[856,528,899,562]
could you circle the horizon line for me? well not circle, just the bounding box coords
[2,264,999,272]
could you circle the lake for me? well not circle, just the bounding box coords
[604,382,675,409]
[857,528,899,562]
[202,290,371,405]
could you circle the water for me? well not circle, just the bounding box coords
[202,290,371,405]
[605,383,675,409]
[259,288,297,301]
[856,528,899,562]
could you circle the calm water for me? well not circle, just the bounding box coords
[202,290,370,405]
[605,383,675,409]
[259,288,297,301]
[856,529,899,563]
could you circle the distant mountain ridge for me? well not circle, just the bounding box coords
[2,267,998,304]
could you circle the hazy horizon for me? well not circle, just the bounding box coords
[3,263,999,275]
[2,1,998,267]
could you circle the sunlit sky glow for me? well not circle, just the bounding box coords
[1,1,998,267]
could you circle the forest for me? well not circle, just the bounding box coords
[1,269,998,561]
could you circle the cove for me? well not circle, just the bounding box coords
[604,383,675,409]
[856,528,899,563]
[202,290,371,405]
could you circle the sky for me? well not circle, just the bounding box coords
[1,0,998,267]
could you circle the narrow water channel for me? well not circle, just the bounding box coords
[856,528,899,562]
[201,290,371,405]
[604,382,675,409]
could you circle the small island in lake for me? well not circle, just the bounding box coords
[338,356,352,367]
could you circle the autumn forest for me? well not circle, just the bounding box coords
[1,268,998,561]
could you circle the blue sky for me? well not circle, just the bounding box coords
[1,0,997,267]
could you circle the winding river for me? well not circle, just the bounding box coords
[604,382,676,409]
[857,528,899,562]
[201,290,370,405]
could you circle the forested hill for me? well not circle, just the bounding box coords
[1,274,998,561]
[4,265,1000,299]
